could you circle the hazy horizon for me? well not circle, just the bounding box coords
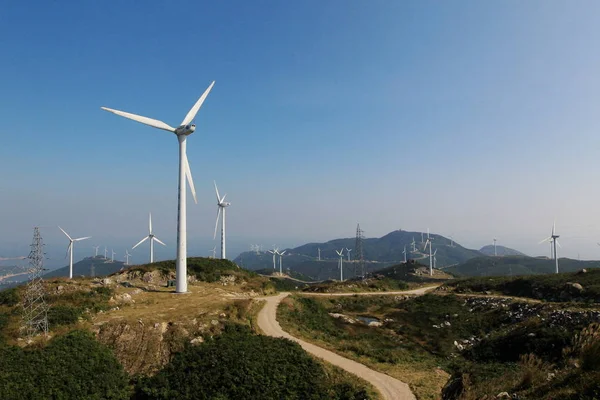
[2,2,600,264]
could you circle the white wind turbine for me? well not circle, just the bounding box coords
[132,213,166,264]
[111,249,116,263]
[104,247,108,259]
[402,245,407,263]
[336,249,344,281]
[268,248,279,270]
[213,181,231,259]
[93,245,100,257]
[209,246,216,259]
[59,227,91,279]
[493,238,497,256]
[433,249,438,269]
[346,248,352,262]
[101,81,214,293]
[539,221,560,274]
[125,250,132,266]
[278,250,286,275]
[423,236,434,276]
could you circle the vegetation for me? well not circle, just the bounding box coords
[447,255,600,277]
[134,324,373,400]
[279,291,600,399]
[0,287,19,306]
[442,268,600,302]
[0,330,130,399]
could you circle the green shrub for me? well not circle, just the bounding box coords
[0,330,130,399]
[48,305,82,326]
[0,288,19,306]
[135,324,370,400]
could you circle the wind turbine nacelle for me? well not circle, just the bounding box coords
[175,124,196,136]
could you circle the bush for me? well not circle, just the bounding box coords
[135,324,370,400]
[48,305,82,326]
[0,330,130,399]
[0,288,19,306]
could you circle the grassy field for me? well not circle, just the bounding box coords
[278,292,600,399]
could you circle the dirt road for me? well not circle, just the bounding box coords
[256,287,438,400]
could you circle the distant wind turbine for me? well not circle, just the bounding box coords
[423,236,434,276]
[317,247,321,261]
[346,248,352,262]
[93,245,100,257]
[132,213,166,263]
[433,249,438,269]
[539,221,560,274]
[402,245,407,263]
[101,81,214,293]
[278,250,286,275]
[59,227,91,279]
[104,247,108,259]
[209,246,217,259]
[213,181,231,259]
[336,249,344,281]
[111,249,116,263]
[268,248,279,270]
[125,250,132,266]
[493,238,497,256]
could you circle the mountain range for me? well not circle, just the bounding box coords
[479,245,527,257]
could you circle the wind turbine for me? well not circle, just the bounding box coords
[423,236,434,276]
[59,227,91,279]
[346,248,352,262]
[111,249,116,263]
[132,213,166,264]
[433,249,438,269]
[213,181,231,259]
[101,81,214,293]
[125,250,132,266]
[539,221,560,274]
[209,246,217,259]
[93,245,100,257]
[336,249,344,281]
[104,247,108,259]
[402,245,407,263]
[317,247,321,261]
[411,237,416,252]
[278,250,286,275]
[268,248,279,270]
[493,238,497,256]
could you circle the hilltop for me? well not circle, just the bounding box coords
[479,244,527,257]
[44,255,126,279]
[235,229,483,280]
[447,255,600,277]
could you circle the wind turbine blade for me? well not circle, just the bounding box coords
[213,207,222,239]
[153,237,166,246]
[181,81,215,126]
[149,212,153,234]
[281,250,286,255]
[433,249,437,255]
[100,107,176,132]
[58,226,72,241]
[183,152,198,204]
[132,236,149,250]
[65,242,72,259]
[538,237,551,244]
[214,181,221,202]
[556,239,561,248]
[221,194,227,202]
[552,220,556,236]
[74,236,91,242]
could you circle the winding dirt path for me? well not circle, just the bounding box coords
[256,287,438,400]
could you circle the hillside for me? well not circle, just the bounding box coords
[44,255,126,279]
[479,244,527,257]
[234,229,483,279]
[447,255,600,277]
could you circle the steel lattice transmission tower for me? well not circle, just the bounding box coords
[354,224,366,278]
[22,227,49,339]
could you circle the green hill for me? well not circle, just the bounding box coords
[479,244,527,257]
[44,256,126,279]
[447,255,600,277]
[234,230,483,280]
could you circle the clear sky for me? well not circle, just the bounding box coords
[1,1,600,266]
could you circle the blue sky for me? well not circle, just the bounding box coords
[2,1,600,266]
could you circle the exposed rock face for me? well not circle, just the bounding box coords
[95,320,189,375]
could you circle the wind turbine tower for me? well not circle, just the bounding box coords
[268,248,278,270]
[101,81,215,293]
[403,245,407,263]
[318,248,321,261]
[111,249,116,263]
[346,248,352,262]
[213,181,231,259]
[278,250,286,275]
[336,249,344,281]
[104,247,108,259]
[125,250,132,266]
[423,236,434,276]
[132,213,166,263]
[93,245,100,257]
[493,238,497,256]
[539,221,561,274]
[59,227,91,279]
